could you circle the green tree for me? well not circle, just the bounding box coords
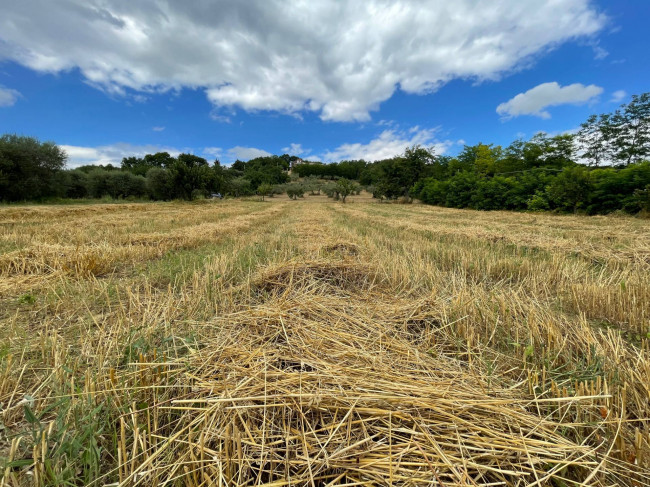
[587,161,650,213]
[58,169,90,198]
[322,182,340,200]
[460,143,502,176]
[538,134,576,168]
[146,167,173,200]
[527,192,551,212]
[168,154,212,200]
[229,177,253,197]
[577,114,615,167]
[471,176,517,210]
[633,185,650,213]
[286,183,305,200]
[122,152,175,176]
[258,183,273,201]
[417,178,449,206]
[401,145,435,200]
[229,155,290,188]
[304,175,322,195]
[86,169,146,199]
[334,178,359,203]
[372,146,435,201]
[546,166,592,212]
[0,134,67,201]
[211,160,230,195]
[444,171,479,208]
[611,93,650,165]
[87,169,111,198]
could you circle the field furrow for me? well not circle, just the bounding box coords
[0,198,648,486]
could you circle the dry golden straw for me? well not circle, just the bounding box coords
[0,197,648,486]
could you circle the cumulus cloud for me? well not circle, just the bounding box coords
[61,126,453,169]
[281,143,309,156]
[0,86,21,107]
[60,143,184,168]
[611,90,627,103]
[322,127,453,162]
[61,142,287,168]
[226,146,272,161]
[202,147,223,159]
[152,126,165,132]
[0,1,606,121]
[496,82,603,119]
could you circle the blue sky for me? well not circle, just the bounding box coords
[0,1,648,167]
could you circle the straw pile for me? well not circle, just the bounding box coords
[114,260,634,486]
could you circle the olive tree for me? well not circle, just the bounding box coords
[334,178,359,203]
[286,184,305,200]
[258,183,274,201]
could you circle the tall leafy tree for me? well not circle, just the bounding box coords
[122,152,175,176]
[577,114,614,167]
[57,169,90,198]
[0,134,67,201]
[611,93,650,165]
[374,145,435,200]
[168,154,213,200]
[211,160,230,195]
[539,134,576,168]
[146,168,173,200]
[474,144,503,176]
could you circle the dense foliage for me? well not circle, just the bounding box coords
[1,93,649,214]
[292,159,367,180]
[0,134,67,201]
[0,149,289,202]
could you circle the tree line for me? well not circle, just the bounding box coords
[295,94,650,214]
[1,93,649,214]
[0,142,294,202]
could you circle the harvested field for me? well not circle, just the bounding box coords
[0,196,649,486]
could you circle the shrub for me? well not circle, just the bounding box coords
[526,192,551,212]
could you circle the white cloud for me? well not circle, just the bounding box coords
[497,82,603,119]
[60,143,277,168]
[611,90,627,103]
[542,127,581,137]
[593,46,608,60]
[209,110,232,123]
[60,126,459,169]
[0,1,606,121]
[202,147,223,158]
[0,86,20,107]
[60,143,184,168]
[281,143,309,156]
[227,146,272,161]
[322,127,453,162]
[152,126,165,132]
